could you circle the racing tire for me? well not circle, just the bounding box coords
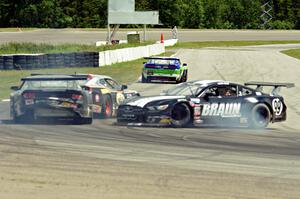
[14,110,35,124]
[181,70,188,82]
[170,103,192,127]
[12,110,22,124]
[141,74,148,83]
[101,95,113,118]
[250,104,271,129]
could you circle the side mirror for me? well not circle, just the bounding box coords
[10,86,19,91]
[121,85,128,90]
[183,63,187,66]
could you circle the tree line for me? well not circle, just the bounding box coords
[0,0,299,29]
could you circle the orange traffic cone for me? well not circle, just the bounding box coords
[160,33,164,43]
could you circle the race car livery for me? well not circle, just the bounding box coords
[142,57,188,83]
[74,74,139,118]
[117,80,294,128]
[10,75,93,124]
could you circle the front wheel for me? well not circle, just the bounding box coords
[170,103,192,127]
[101,95,113,118]
[182,70,188,82]
[250,104,271,129]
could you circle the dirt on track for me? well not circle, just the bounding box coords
[0,44,300,199]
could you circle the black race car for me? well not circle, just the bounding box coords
[117,80,294,128]
[10,75,93,124]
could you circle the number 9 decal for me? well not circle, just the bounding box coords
[272,98,283,116]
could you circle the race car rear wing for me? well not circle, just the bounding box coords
[144,57,180,61]
[245,81,295,95]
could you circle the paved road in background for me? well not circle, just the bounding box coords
[0,29,300,44]
[0,44,300,198]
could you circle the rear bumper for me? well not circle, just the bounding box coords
[19,102,92,119]
[143,70,181,81]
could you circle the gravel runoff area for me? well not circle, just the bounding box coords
[0,44,300,199]
[0,29,299,44]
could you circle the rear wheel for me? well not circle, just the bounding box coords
[12,111,22,123]
[182,70,188,82]
[101,95,113,118]
[14,110,35,124]
[170,103,192,127]
[142,74,148,83]
[250,104,271,129]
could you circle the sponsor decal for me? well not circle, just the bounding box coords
[201,103,241,117]
[191,98,200,103]
[92,105,101,113]
[272,98,283,116]
[240,117,248,124]
[25,99,34,105]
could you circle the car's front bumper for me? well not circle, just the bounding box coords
[117,106,172,126]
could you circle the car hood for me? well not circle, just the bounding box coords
[124,95,185,108]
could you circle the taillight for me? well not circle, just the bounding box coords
[23,92,36,99]
[87,74,93,81]
[72,94,83,101]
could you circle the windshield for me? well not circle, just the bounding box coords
[164,83,204,96]
[21,80,81,90]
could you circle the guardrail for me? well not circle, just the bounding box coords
[0,43,165,70]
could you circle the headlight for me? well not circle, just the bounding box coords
[147,104,169,111]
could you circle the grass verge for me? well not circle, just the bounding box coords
[0,28,37,32]
[0,52,173,100]
[282,48,300,60]
[0,42,154,54]
[168,40,300,49]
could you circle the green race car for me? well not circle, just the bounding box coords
[142,57,188,83]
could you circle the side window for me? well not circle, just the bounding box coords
[203,86,219,98]
[241,86,253,96]
[219,86,237,97]
[105,79,120,90]
[203,85,237,98]
[98,79,110,88]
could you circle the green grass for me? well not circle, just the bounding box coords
[168,40,300,49]
[282,48,300,60]
[0,52,173,100]
[0,42,154,54]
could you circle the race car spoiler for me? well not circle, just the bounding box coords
[22,76,87,81]
[245,81,295,95]
[144,57,180,61]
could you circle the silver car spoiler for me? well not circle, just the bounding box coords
[245,81,295,95]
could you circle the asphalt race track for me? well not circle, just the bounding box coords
[0,44,300,198]
[0,29,300,44]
